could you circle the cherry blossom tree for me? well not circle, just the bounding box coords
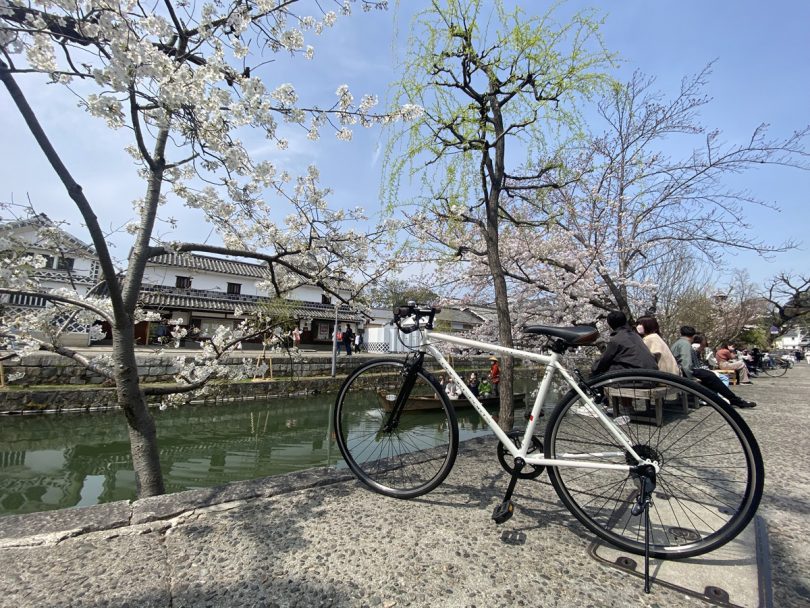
[514,69,809,321]
[0,0,416,496]
[384,0,612,430]
[655,270,767,346]
[763,273,810,336]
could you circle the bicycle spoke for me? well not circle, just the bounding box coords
[335,360,458,498]
[546,369,761,558]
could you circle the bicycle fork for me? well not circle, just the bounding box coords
[382,352,425,433]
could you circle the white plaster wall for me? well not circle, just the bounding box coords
[287,284,324,303]
[286,284,353,303]
[142,265,263,295]
[14,226,98,279]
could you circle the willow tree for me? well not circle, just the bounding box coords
[384,0,611,429]
[0,0,416,496]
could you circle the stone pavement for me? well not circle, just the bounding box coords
[0,364,808,607]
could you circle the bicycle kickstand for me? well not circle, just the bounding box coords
[492,457,524,524]
[631,465,656,593]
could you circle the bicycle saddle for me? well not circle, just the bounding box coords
[523,325,599,345]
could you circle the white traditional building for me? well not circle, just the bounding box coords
[362,305,490,353]
[129,252,364,348]
[0,213,102,346]
[1,216,495,351]
[773,326,809,351]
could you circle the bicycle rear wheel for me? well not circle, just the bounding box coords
[333,358,459,499]
[545,369,763,559]
[763,360,788,377]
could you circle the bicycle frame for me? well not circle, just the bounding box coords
[417,329,647,472]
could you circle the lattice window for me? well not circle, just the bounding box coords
[8,293,46,307]
[47,312,90,334]
[365,342,390,353]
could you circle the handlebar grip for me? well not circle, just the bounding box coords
[394,306,412,318]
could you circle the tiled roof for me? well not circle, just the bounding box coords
[0,213,96,254]
[436,308,486,325]
[147,253,273,279]
[138,286,363,321]
[461,305,497,322]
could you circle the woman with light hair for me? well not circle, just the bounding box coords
[635,316,680,375]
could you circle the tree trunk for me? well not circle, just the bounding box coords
[111,325,165,496]
[483,92,516,431]
[491,256,515,431]
[2,62,165,495]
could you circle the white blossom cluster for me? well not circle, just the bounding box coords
[0,0,414,409]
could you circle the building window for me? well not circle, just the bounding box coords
[42,255,54,269]
[227,283,242,296]
[321,294,332,305]
[57,257,74,271]
[176,276,192,289]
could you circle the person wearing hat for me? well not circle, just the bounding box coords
[488,356,500,396]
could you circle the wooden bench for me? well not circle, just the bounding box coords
[604,386,689,427]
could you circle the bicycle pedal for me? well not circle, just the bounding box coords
[492,500,514,524]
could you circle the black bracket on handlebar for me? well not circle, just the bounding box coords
[392,302,441,334]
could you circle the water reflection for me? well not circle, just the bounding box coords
[0,372,559,517]
[0,394,338,516]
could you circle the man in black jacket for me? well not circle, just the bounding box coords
[591,311,658,376]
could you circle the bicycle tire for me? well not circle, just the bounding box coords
[333,358,459,499]
[544,368,763,559]
[762,360,788,377]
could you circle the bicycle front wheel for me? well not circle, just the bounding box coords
[333,358,459,499]
[545,369,763,559]
[763,360,788,377]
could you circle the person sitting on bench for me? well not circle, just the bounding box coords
[670,326,756,409]
[716,342,752,384]
[636,316,680,375]
[591,311,658,376]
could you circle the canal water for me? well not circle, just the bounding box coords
[0,375,561,517]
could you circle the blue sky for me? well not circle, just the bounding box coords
[2,0,808,286]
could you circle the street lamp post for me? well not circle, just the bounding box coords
[331,303,339,377]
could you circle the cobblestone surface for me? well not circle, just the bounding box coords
[0,363,807,607]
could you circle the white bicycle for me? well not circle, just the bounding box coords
[333,304,763,588]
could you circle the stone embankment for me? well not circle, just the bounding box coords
[2,349,351,385]
[0,349,509,413]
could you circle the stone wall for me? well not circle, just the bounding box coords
[0,351,376,386]
[0,376,349,414]
[0,351,513,414]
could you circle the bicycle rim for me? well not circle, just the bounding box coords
[545,369,763,559]
[763,362,788,377]
[333,358,459,499]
